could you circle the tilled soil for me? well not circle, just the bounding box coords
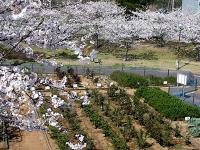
[9,131,58,150]
[74,103,114,150]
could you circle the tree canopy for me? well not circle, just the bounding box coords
[116,0,154,10]
[116,0,181,10]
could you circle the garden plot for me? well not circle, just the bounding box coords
[2,65,200,150]
[36,89,95,150]
[109,71,200,149]
[90,89,164,149]
[36,73,133,149]
[0,66,98,150]
[74,103,114,150]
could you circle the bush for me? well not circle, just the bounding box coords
[50,87,60,95]
[110,71,149,88]
[55,67,66,79]
[93,77,99,83]
[133,96,176,146]
[107,84,119,97]
[57,51,78,60]
[136,130,150,149]
[39,100,49,115]
[136,87,200,120]
[49,126,69,150]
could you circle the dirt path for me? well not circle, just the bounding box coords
[9,131,58,150]
[73,103,114,150]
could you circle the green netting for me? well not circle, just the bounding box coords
[188,118,200,137]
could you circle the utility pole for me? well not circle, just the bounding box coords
[176,24,184,87]
[177,24,183,68]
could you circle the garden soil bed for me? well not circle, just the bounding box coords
[73,103,114,150]
[9,131,58,150]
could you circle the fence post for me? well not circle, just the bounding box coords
[195,79,198,90]
[98,64,101,75]
[31,63,33,72]
[167,69,169,77]
[168,85,170,94]
[121,63,124,72]
[76,66,78,75]
[193,93,195,104]
[9,62,11,70]
[143,67,146,77]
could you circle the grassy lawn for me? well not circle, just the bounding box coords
[31,43,200,74]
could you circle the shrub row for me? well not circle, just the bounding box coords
[83,106,129,150]
[148,76,176,86]
[110,71,148,88]
[106,86,178,146]
[136,87,200,120]
[92,90,151,149]
[60,107,96,149]
[39,96,95,149]
[110,71,176,88]
[131,96,177,146]
[49,126,69,150]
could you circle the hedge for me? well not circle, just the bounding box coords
[110,71,176,88]
[148,76,176,86]
[110,71,149,88]
[136,87,200,120]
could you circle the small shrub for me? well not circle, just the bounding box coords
[93,77,99,83]
[50,87,60,95]
[136,130,151,149]
[107,84,119,98]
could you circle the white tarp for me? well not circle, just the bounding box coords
[177,73,187,85]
